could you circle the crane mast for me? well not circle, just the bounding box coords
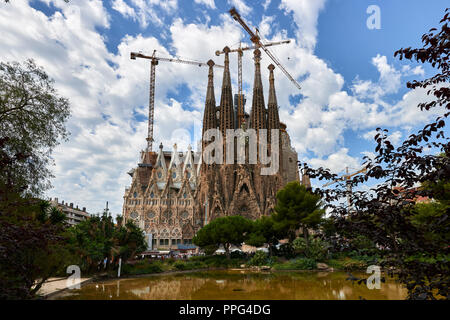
[229,7,301,91]
[148,58,157,152]
[322,167,367,208]
[130,51,224,152]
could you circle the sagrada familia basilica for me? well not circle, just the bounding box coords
[122,48,307,249]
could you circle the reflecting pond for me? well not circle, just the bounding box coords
[54,270,407,300]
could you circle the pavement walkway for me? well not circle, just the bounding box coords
[36,277,92,297]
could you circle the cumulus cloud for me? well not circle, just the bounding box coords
[112,0,137,20]
[194,0,216,9]
[228,0,251,16]
[279,0,326,51]
[309,148,360,174]
[1,0,443,216]
[112,0,178,28]
[262,0,271,11]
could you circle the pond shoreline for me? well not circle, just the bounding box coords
[47,266,346,299]
[49,268,407,300]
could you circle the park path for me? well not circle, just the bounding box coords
[36,277,92,298]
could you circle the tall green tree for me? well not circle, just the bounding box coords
[0,59,70,198]
[193,215,253,259]
[0,59,71,299]
[246,216,283,256]
[68,211,147,272]
[272,181,324,248]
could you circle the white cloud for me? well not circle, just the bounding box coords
[402,65,425,77]
[112,0,137,20]
[279,0,326,51]
[388,131,402,146]
[262,0,271,11]
[228,0,251,16]
[309,148,360,174]
[194,0,216,9]
[114,0,178,28]
[258,15,275,39]
[1,0,444,216]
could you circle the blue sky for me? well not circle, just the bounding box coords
[1,0,448,215]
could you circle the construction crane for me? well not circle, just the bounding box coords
[322,167,367,208]
[229,7,302,91]
[215,40,291,126]
[130,51,224,152]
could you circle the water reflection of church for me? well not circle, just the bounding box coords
[122,49,306,250]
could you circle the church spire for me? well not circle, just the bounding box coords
[219,46,235,136]
[267,64,280,134]
[202,60,217,140]
[250,49,266,132]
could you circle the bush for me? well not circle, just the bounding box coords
[348,235,378,255]
[275,243,296,259]
[292,237,307,253]
[121,260,163,275]
[173,261,188,270]
[292,237,329,261]
[327,257,368,271]
[173,260,206,271]
[273,257,317,270]
[189,255,244,268]
[230,250,247,259]
[248,251,268,266]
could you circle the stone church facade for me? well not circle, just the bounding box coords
[122,48,304,250]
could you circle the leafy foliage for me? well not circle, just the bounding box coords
[193,215,253,259]
[0,200,72,299]
[248,251,269,266]
[246,215,283,255]
[272,257,317,270]
[0,60,70,197]
[293,237,329,261]
[67,210,147,273]
[272,181,325,245]
[303,9,450,300]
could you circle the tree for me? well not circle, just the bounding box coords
[246,216,282,256]
[272,181,325,248]
[0,59,70,198]
[116,220,147,262]
[0,60,71,299]
[193,215,253,259]
[0,200,73,299]
[67,211,147,272]
[304,9,449,299]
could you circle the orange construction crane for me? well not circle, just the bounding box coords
[229,7,301,91]
[215,40,291,126]
[130,51,224,152]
